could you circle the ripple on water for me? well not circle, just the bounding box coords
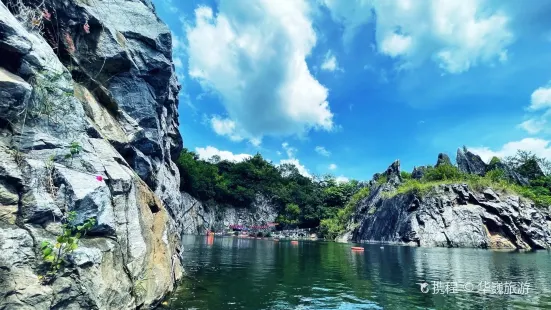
[168,237,551,310]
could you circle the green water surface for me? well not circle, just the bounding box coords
[163,236,551,309]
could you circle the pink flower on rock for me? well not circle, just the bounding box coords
[42,9,51,21]
[96,175,103,182]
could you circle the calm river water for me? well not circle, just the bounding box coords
[162,236,551,309]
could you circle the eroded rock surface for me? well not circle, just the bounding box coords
[347,162,551,250]
[176,192,278,235]
[457,148,487,176]
[0,1,183,308]
[436,153,452,167]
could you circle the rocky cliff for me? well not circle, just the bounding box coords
[0,0,184,308]
[175,192,278,235]
[345,154,551,250]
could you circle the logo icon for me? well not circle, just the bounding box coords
[418,282,430,293]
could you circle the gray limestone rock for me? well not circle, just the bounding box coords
[487,160,530,186]
[0,1,183,309]
[0,68,31,123]
[412,166,427,180]
[350,183,551,249]
[436,153,452,167]
[457,148,487,176]
[381,160,402,186]
[176,192,278,235]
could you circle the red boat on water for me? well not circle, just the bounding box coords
[351,247,364,251]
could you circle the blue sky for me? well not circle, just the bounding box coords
[152,0,551,181]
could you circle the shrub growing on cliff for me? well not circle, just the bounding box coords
[29,71,74,123]
[5,0,48,31]
[320,186,370,240]
[39,211,95,283]
[393,179,440,197]
[64,141,82,164]
[505,150,551,178]
[422,164,464,182]
[400,171,412,180]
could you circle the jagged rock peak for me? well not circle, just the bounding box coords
[383,160,402,185]
[412,166,427,180]
[436,153,452,167]
[457,147,487,176]
[488,158,530,186]
[385,160,400,175]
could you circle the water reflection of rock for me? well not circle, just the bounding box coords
[342,244,551,309]
[409,246,551,308]
[174,237,551,309]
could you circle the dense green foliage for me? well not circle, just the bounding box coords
[422,164,463,181]
[319,186,371,240]
[176,148,551,239]
[504,150,551,178]
[178,150,281,207]
[176,149,362,229]
[276,203,301,226]
[400,171,412,180]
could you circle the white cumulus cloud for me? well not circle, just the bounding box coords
[185,2,334,144]
[335,176,350,184]
[279,158,311,178]
[195,146,252,162]
[282,142,297,158]
[173,57,183,69]
[328,163,337,170]
[518,83,551,135]
[469,138,551,163]
[315,146,331,157]
[321,51,341,72]
[380,33,412,57]
[518,119,547,135]
[277,142,311,178]
[530,85,551,111]
[210,116,244,142]
[322,0,514,74]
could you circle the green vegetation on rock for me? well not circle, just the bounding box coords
[319,186,371,240]
[176,148,551,239]
[39,211,95,284]
[390,151,551,207]
[176,149,363,229]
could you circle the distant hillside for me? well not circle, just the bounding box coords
[330,148,551,249]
